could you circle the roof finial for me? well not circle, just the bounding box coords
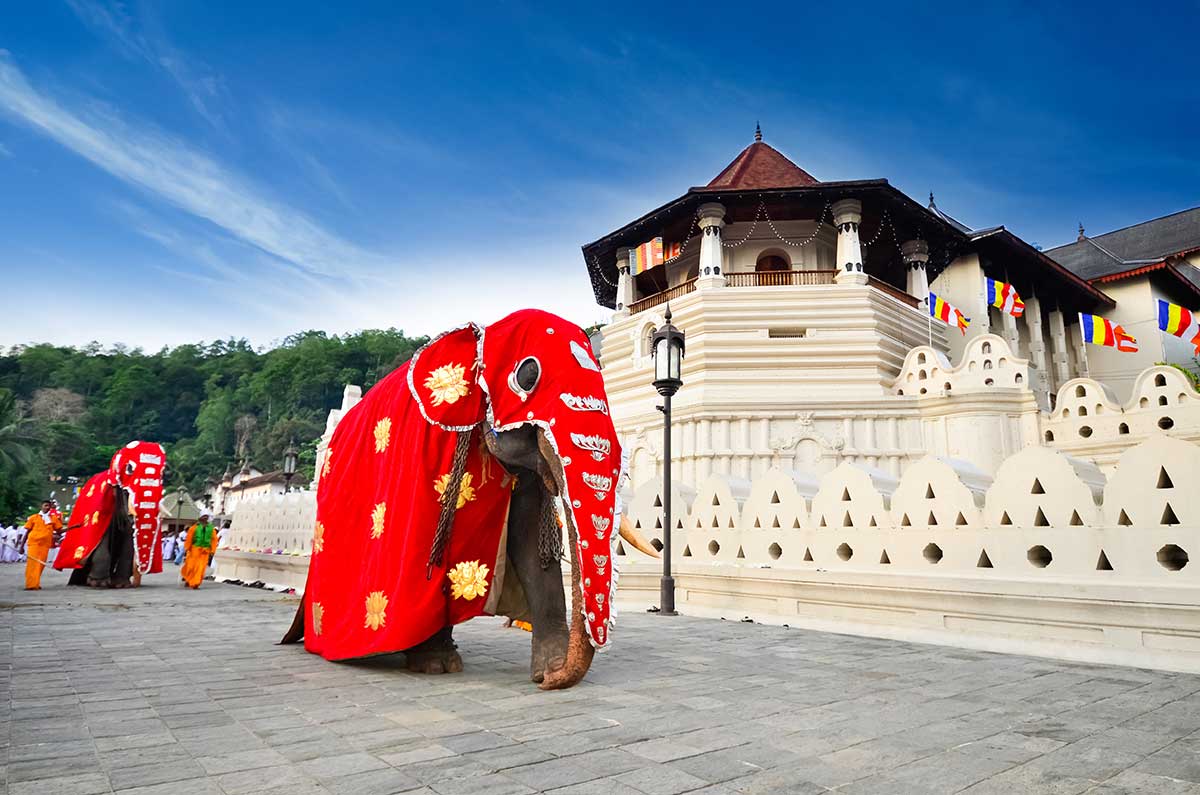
[754,121,762,142]
[928,191,936,209]
[1077,222,1086,241]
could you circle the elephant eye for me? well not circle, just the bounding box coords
[509,357,541,400]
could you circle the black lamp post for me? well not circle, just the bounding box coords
[651,305,685,616]
[282,439,299,493]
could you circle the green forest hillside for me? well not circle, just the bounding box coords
[0,329,427,522]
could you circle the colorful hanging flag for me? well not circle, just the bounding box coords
[664,240,681,261]
[632,238,663,275]
[986,278,1025,318]
[928,292,970,335]
[1157,299,1200,354]
[1079,312,1138,352]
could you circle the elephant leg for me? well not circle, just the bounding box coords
[404,626,463,675]
[506,476,569,684]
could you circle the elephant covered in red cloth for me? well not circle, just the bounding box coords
[282,309,656,689]
[55,441,166,587]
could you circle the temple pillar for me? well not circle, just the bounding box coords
[1048,308,1072,385]
[1001,311,1021,355]
[902,239,929,304]
[696,202,727,290]
[833,199,866,285]
[613,248,633,319]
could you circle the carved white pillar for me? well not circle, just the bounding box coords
[1001,311,1021,354]
[833,199,866,285]
[696,202,727,289]
[901,239,929,303]
[1048,308,1071,385]
[613,248,633,319]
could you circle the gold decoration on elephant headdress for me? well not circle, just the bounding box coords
[370,503,386,539]
[447,560,489,601]
[434,472,477,509]
[373,418,392,454]
[364,591,387,630]
[424,363,470,406]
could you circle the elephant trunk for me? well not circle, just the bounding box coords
[538,510,593,690]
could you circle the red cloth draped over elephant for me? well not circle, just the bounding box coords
[303,309,621,669]
[56,441,166,576]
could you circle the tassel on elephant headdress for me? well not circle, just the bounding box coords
[282,309,657,689]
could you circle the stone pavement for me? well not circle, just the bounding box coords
[4,566,1200,795]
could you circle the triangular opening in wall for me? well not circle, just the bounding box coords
[1157,468,1174,489]
[955,512,968,527]
[879,549,891,564]
[1069,510,1083,526]
[736,546,745,559]
[772,516,781,528]
[727,517,735,528]
[616,541,627,556]
[653,495,662,507]
[635,519,642,529]
[1118,509,1132,526]
[1162,503,1181,526]
[803,547,814,562]
[842,511,854,528]
[925,484,936,499]
[900,514,911,527]
[771,491,781,504]
[695,518,702,528]
[753,517,761,528]
[678,519,685,529]
[1031,478,1045,495]
[869,516,877,527]
[977,549,993,569]
[711,516,719,528]
[928,512,938,526]
[1096,550,1113,571]
[682,545,692,557]
[1000,512,1012,526]
[1034,507,1050,527]
[841,488,851,502]
[793,517,802,529]
[712,494,721,506]
[819,516,827,527]
[655,517,662,529]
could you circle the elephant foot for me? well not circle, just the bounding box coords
[87,577,109,588]
[405,628,463,675]
[531,655,566,685]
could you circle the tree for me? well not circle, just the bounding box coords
[29,387,87,423]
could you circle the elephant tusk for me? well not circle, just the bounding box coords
[618,515,660,558]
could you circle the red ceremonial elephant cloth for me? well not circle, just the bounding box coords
[55,471,118,570]
[304,325,514,660]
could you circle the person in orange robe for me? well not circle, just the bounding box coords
[180,514,218,589]
[22,500,63,590]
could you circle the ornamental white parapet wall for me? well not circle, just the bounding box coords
[214,490,316,590]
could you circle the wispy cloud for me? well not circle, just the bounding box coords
[66,0,226,128]
[0,140,10,158]
[0,52,389,282]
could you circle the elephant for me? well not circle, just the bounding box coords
[282,309,656,689]
[56,441,167,587]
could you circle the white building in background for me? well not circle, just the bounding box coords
[204,460,293,518]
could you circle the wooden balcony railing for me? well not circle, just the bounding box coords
[867,276,921,308]
[627,278,697,314]
[725,270,836,288]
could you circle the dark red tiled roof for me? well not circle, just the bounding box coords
[703,141,820,190]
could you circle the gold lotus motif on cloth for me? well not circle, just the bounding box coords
[311,602,324,636]
[424,363,470,406]
[373,417,392,453]
[448,560,490,601]
[313,521,325,554]
[91,511,99,525]
[321,448,333,479]
[371,502,386,539]
[364,591,387,630]
[87,485,95,497]
[434,471,476,509]
[74,545,85,560]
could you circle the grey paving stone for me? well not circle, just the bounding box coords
[300,750,390,780]
[8,772,111,795]
[614,764,711,795]
[322,766,425,795]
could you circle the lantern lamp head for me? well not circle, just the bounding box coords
[651,305,685,397]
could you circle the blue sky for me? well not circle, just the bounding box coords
[1,1,1197,349]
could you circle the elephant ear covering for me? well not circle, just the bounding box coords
[304,324,515,661]
[53,471,118,571]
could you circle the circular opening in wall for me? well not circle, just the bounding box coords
[1027,545,1052,568]
[768,543,782,560]
[944,382,952,391]
[707,540,720,556]
[1118,423,1129,435]
[984,378,994,386]
[920,388,927,395]
[1044,431,1055,443]
[836,543,853,561]
[1159,417,1175,430]
[1079,426,1093,438]
[1158,544,1188,571]
[651,538,663,552]
[923,543,943,564]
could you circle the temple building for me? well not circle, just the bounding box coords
[582,128,1200,485]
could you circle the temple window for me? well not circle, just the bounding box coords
[756,253,790,272]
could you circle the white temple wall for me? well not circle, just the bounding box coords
[1079,278,1162,401]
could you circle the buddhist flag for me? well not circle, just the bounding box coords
[929,292,970,335]
[632,238,664,275]
[1079,312,1138,352]
[986,278,1025,317]
[664,240,682,261]
[1157,299,1200,354]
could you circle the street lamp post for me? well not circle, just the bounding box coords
[650,305,685,616]
[282,439,299,494]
